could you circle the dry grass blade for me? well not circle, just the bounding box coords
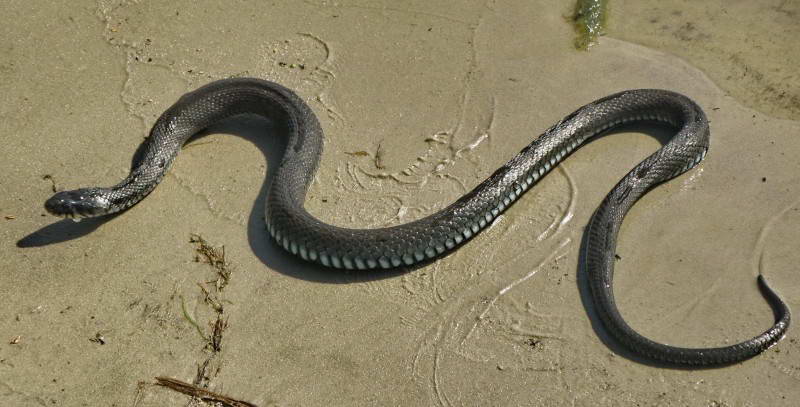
[154,376,257,407]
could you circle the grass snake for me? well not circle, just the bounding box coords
[44,78,790,366]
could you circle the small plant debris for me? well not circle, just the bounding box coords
[210,316,228,353]
[571,0,608,50]
[180,295,208,342]
[42,174,58,192]
[154,376,257,407]
[344,143,386,169]
[526,337,543,349]
[142,234,241,404]
[89,332,106,345]
[374,142,386,169]
[190,233,231,290]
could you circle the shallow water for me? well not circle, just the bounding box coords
[611,0,799,120]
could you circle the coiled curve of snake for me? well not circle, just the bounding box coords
[44,78,790,366]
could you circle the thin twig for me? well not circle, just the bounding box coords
[154,376,258,407]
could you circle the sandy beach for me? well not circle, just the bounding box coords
[1,0,798,405]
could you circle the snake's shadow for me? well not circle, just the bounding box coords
[205,116,412,284]
[236,116,731,369]
[575,216,701,370]
[20,115,737,367]
[17,215,115,247]
[574,123,736,370]
[17,115,413,283]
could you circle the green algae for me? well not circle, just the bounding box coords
[572,0,609,50]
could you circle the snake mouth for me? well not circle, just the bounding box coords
[44,189,110,219]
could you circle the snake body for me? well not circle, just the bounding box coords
[45,78,790,366]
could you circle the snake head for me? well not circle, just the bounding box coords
[45,188,111,219]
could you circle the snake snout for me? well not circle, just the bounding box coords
[44,188,110,219]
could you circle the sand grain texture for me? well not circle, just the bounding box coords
[1,0,798,406]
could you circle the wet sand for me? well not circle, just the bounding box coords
[1,0,798,405]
